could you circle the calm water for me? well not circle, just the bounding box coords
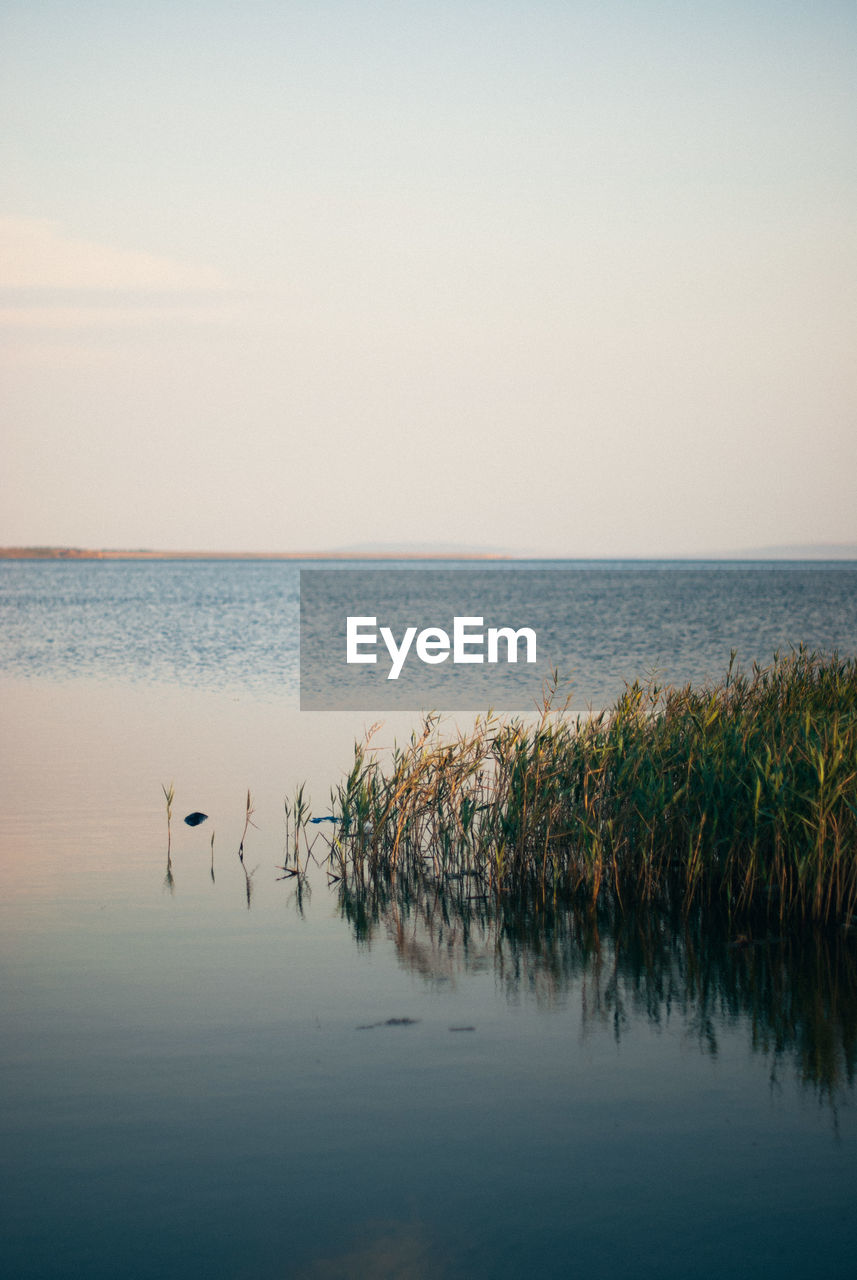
[2,558,857,706]
[1,560,857,1278]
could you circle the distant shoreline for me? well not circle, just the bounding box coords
[0,547,511,561]
[1,547,855,563]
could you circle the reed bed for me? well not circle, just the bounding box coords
[325,649,857,926]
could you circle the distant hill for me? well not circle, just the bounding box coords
[728,544,857,560]
[330,541,512,556]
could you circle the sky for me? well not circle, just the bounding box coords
[1,0,855,556]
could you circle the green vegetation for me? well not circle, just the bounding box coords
[162,781,175,856]
[325,649,857,926]
[237,788,256,862]
[279,783,311,879]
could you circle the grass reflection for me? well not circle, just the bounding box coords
[337,867,857,1104]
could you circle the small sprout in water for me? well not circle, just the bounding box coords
[162,782,175,854]
[184,811,208,827]
[238,790,256,862]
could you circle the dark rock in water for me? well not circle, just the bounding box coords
[356,1017,421,1030]
[184,812,208,827]
[383,1017,419,1026]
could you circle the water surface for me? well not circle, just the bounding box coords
[1,560,856,1277]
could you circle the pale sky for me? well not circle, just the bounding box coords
[1,0,855,556]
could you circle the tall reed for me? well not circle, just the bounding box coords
[238,789,255,862]
[237,790,257,907]
[325,649,857,926]
[280,783,311,878]
[162,782,175,856]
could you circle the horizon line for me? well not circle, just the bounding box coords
[2,545,856,563]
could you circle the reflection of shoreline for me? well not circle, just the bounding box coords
[338,870,857,1104]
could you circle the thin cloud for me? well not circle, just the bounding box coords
[0,218,243,347]
[0,217,226,292]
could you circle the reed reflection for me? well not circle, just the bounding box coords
[337,868,857,1104]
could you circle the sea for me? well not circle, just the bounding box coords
[1,558,856,1279]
